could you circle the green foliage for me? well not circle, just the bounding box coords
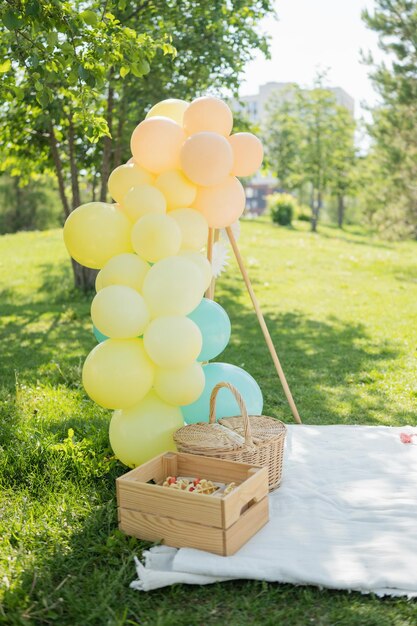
[263,75,357,231]
[0,174,61,233]
[0,0,275,284]
[268,193,297,226]
[0,0,170,141]
[362,1,417,236]
[2,223,417,623]
[263,85,304,190]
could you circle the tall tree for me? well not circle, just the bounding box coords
[327,106,356,228]
[1,0,275,288]
[0,0,173,288]
[362,0,417,236]
[263,76,356,231]
[263,85,305,191]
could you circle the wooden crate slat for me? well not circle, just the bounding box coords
[222,466,268,527]
[117,480,224,527]
[119,508,225,554]
[224,496,269,556]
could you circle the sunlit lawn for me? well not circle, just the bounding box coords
[1,218,417,625]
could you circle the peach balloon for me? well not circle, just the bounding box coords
[194,176,246,228]
[155,170,196,210]
[183,96,233,137]
[108,163,153,203]
[146,98,189,126]
[123,184,167,222]
[130,117,185,174]
[229,133,264,177]
[180,132,233,187]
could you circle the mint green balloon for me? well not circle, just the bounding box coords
[187,298,231,361]
[181,362,263,423]
[93,325,108,343]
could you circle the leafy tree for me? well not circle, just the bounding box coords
[327,106,356,228]
[0,0,173,288]
[263,75,357,231]
[263,85,304,191]
[1,0,274,288]
[362,0,417,236]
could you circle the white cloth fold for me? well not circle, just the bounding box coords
[131,425,417,596]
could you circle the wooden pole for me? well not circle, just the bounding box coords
[209,229,220,300]
[225,226,302,424]
[205,228,214,299]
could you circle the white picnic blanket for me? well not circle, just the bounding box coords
[131,425,417,597]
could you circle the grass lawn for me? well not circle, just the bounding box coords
[1,218,417,625]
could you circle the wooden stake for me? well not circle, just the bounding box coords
[209,229,220,300]
[226,226,302,424]
[205,228,214,299]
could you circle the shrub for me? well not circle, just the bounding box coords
[297,204,312,222]
[268,193,298,226]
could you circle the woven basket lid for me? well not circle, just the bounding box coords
[174,422,247,452]
[174,382,286,453]
[219,415,286,445]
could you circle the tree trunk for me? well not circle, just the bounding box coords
[70,258,98,291]
[113,87,127,168]
[100,79,115,202]
[311,188,322,232]
[49,123,71,219]
[92,171,98,202]
[49,123,98,292]
[68,113,81,209]
[337,194,345,228]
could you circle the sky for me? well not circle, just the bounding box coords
[241,0,382,121]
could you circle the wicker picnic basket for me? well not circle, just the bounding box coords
[174,382,287,491]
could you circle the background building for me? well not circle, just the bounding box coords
[236,81,354,125]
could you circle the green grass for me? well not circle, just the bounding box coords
[1,220,417,625]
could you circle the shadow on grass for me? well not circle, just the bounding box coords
[0,261,94,389]
[0,258,411,427]
[216,278,408,426]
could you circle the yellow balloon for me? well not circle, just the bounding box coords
[183,96,233,137]
[97,253,149,292]
[63,202,133,269]
[144,316,202,368]
[109,391,183,467]
[131,214,182,263]
[91,286,150,339]
[155,170,196,210]
[170,208,208,251]
[82,338,154,409]
[155,362,205,406]
[229,133,264,177]
[130,117,185,174]
[143,256,205,317]
[194,176,246,228]
[95,270,104,292]
[122,184,167,222]
[108,163,154,203]
[179,251,212,291]
[180,132,233,187]
[146,98,189,126]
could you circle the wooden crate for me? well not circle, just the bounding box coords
[117,451,269,556]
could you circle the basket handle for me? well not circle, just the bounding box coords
[209,382,254,447]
